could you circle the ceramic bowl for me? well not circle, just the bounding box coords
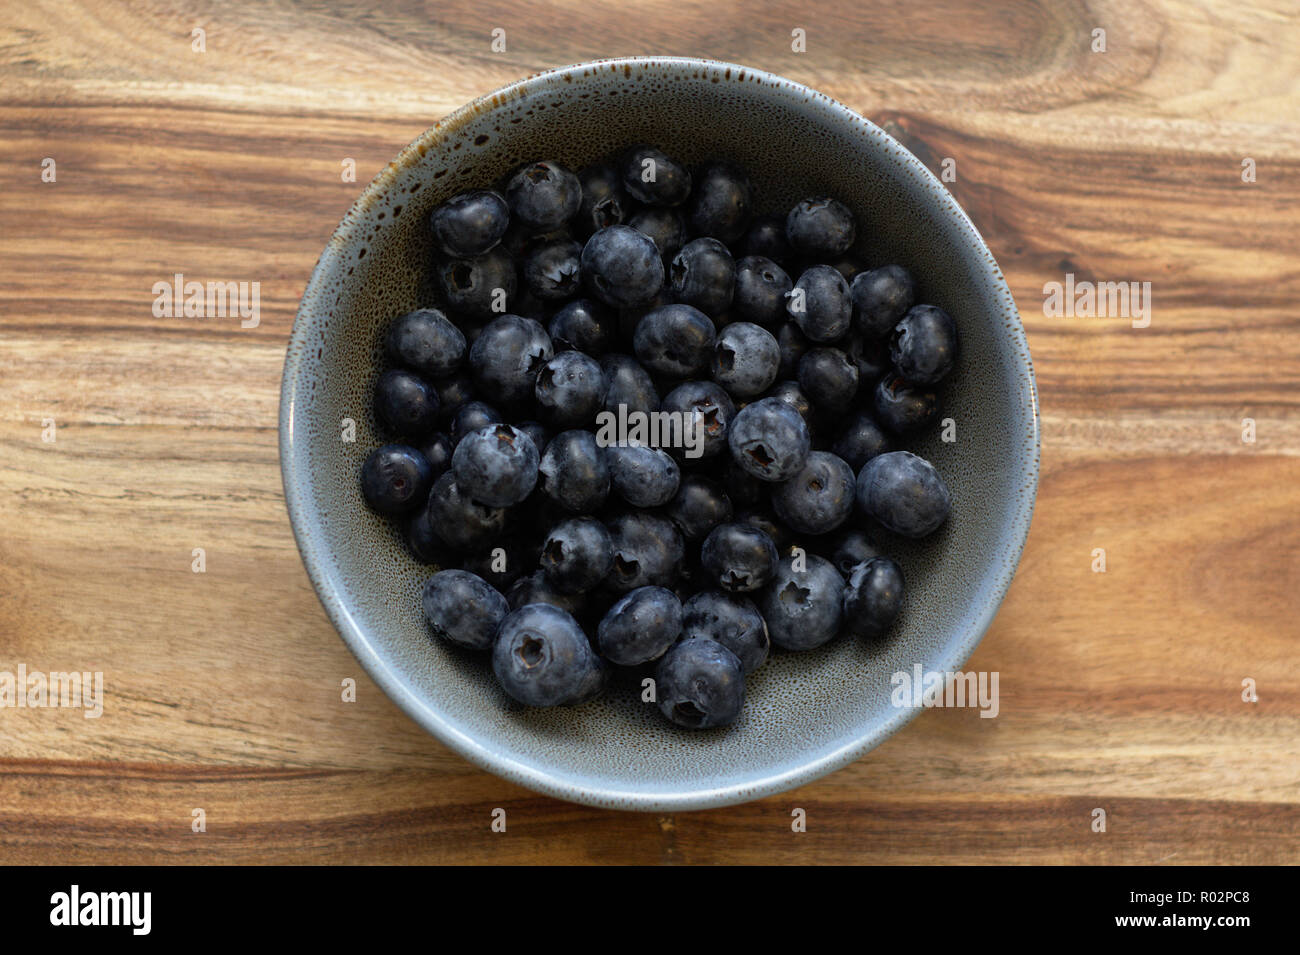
[279,56,1039,810]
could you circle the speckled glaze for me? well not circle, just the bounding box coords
[279,57,1039,811]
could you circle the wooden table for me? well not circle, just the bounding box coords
[1,0,1297,865]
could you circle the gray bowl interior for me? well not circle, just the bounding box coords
[280,58,1039,810]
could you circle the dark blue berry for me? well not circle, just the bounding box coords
[605,511,685,593]
[661,380,735,459]
[505,570,588,617]
[597,585,683,666]
[426,471,508,551]
[873,374,938,434]
[405,501,456,564]
[505,160,582,230]
[599,353,660,415]
[775,321,810,379]
[797,347,859,412]
[492,603,603,707]
[712,321,779,398]
[735,509,792,552]
[733,255,793,329]
[846,331,890,384]
[451,423,539,507]
[422,569,508,649]
[514,420,550,456]
[538,429,610,513]
[433,372,474,423]
[581,224,665,308]
[889,304,958,385]
[655,637,744,728]
[621,145,691,206]
[450,399,502,445]
[632,304,715,378]
[828,527,883,578]
[831,412,891,471]
[549,298,615,355]
[765,379,816,430]
[606,443,681,507]
[664,474,733,541]
[771,451,856,535]
[787,265,852,343]
[374,368,440,439]
[468,314,553,406]
[785,197,856,258]
[842,557,904,639]
[628,207,686,262]
[669,237,734,317]
[386,308,466,380]
[360,443,433,516]
[727,396,811,482]
[850,264,916,338]
[700,521,778,593]
[685,160,752,244]
[418,432,454,479]
[760,553,844,650]
[739,213,792,267]
[576,163,629,237]
[856,451,951,539]
[534,350,608,427]
[522,238,583,302]
[681,591,770,673]
[429,189,509,258]
[438,246,516,319]
[541,516,613,594]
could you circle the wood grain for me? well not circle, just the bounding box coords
[1,0,1297,864]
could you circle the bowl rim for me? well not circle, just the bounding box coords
[279,55,1041,811]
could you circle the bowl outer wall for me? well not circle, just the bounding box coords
[279,57,1040,811]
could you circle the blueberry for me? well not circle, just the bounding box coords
[428,189,510,258]
[765,379,816,430]
[842,557,904,639]
[735,509,792,552]
[760,553,844,650]
[828,527,883,578]
[787,264,852,343]
[733,256,793,329]
[846,331,890,385]
[661,380,735,459]
[492,603,603,707]
[850,264,916,338]
[606,443,681,507]
[522,238,583,302]
[505,570,588,617]
[451,423,539,507]
[873,374,938,434]
[538,429,610,513]
[535,350,608,427]
[785,197,856,258]
[628,207,686,262]
[581,225,665,308]
[418,431,455,479]
[632,304,716,378]
[549,298,615,356]
[701,521,778,593]
[360,443,433,516]
[541,516,613,594]
[433,372,474,423]
[599,353,660,415]
[831,412,891,471]
[386,308,466,380]
[621,145,691,207]
[664,473,733,541]
[685,160,752,244]
[605,511,685,593]
[425,471,508,551]
[422,569,509,649]
[681,591,770,673]
[739,213,792,267]
[669,237,735,317]
[575,163,629,237]
[514,420,551,456]
[437,246,516,319]
[597,585,683,666]
[856,451,951,538]
[655,637,744,728]
[827,255,866,282]
[727,396,811,482]
[771,451,856,535]
[405,501,457,564]
[450,399,502,445]
[374,368,440,439]
[797,346,859,412]
[505,160,582,230]
[775,321,810,379]
[707,321,778,400]
[721,456,766,508]
[889,304,958,385]
[468,314,553,406]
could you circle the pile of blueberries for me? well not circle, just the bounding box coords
[358,146,957,729]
